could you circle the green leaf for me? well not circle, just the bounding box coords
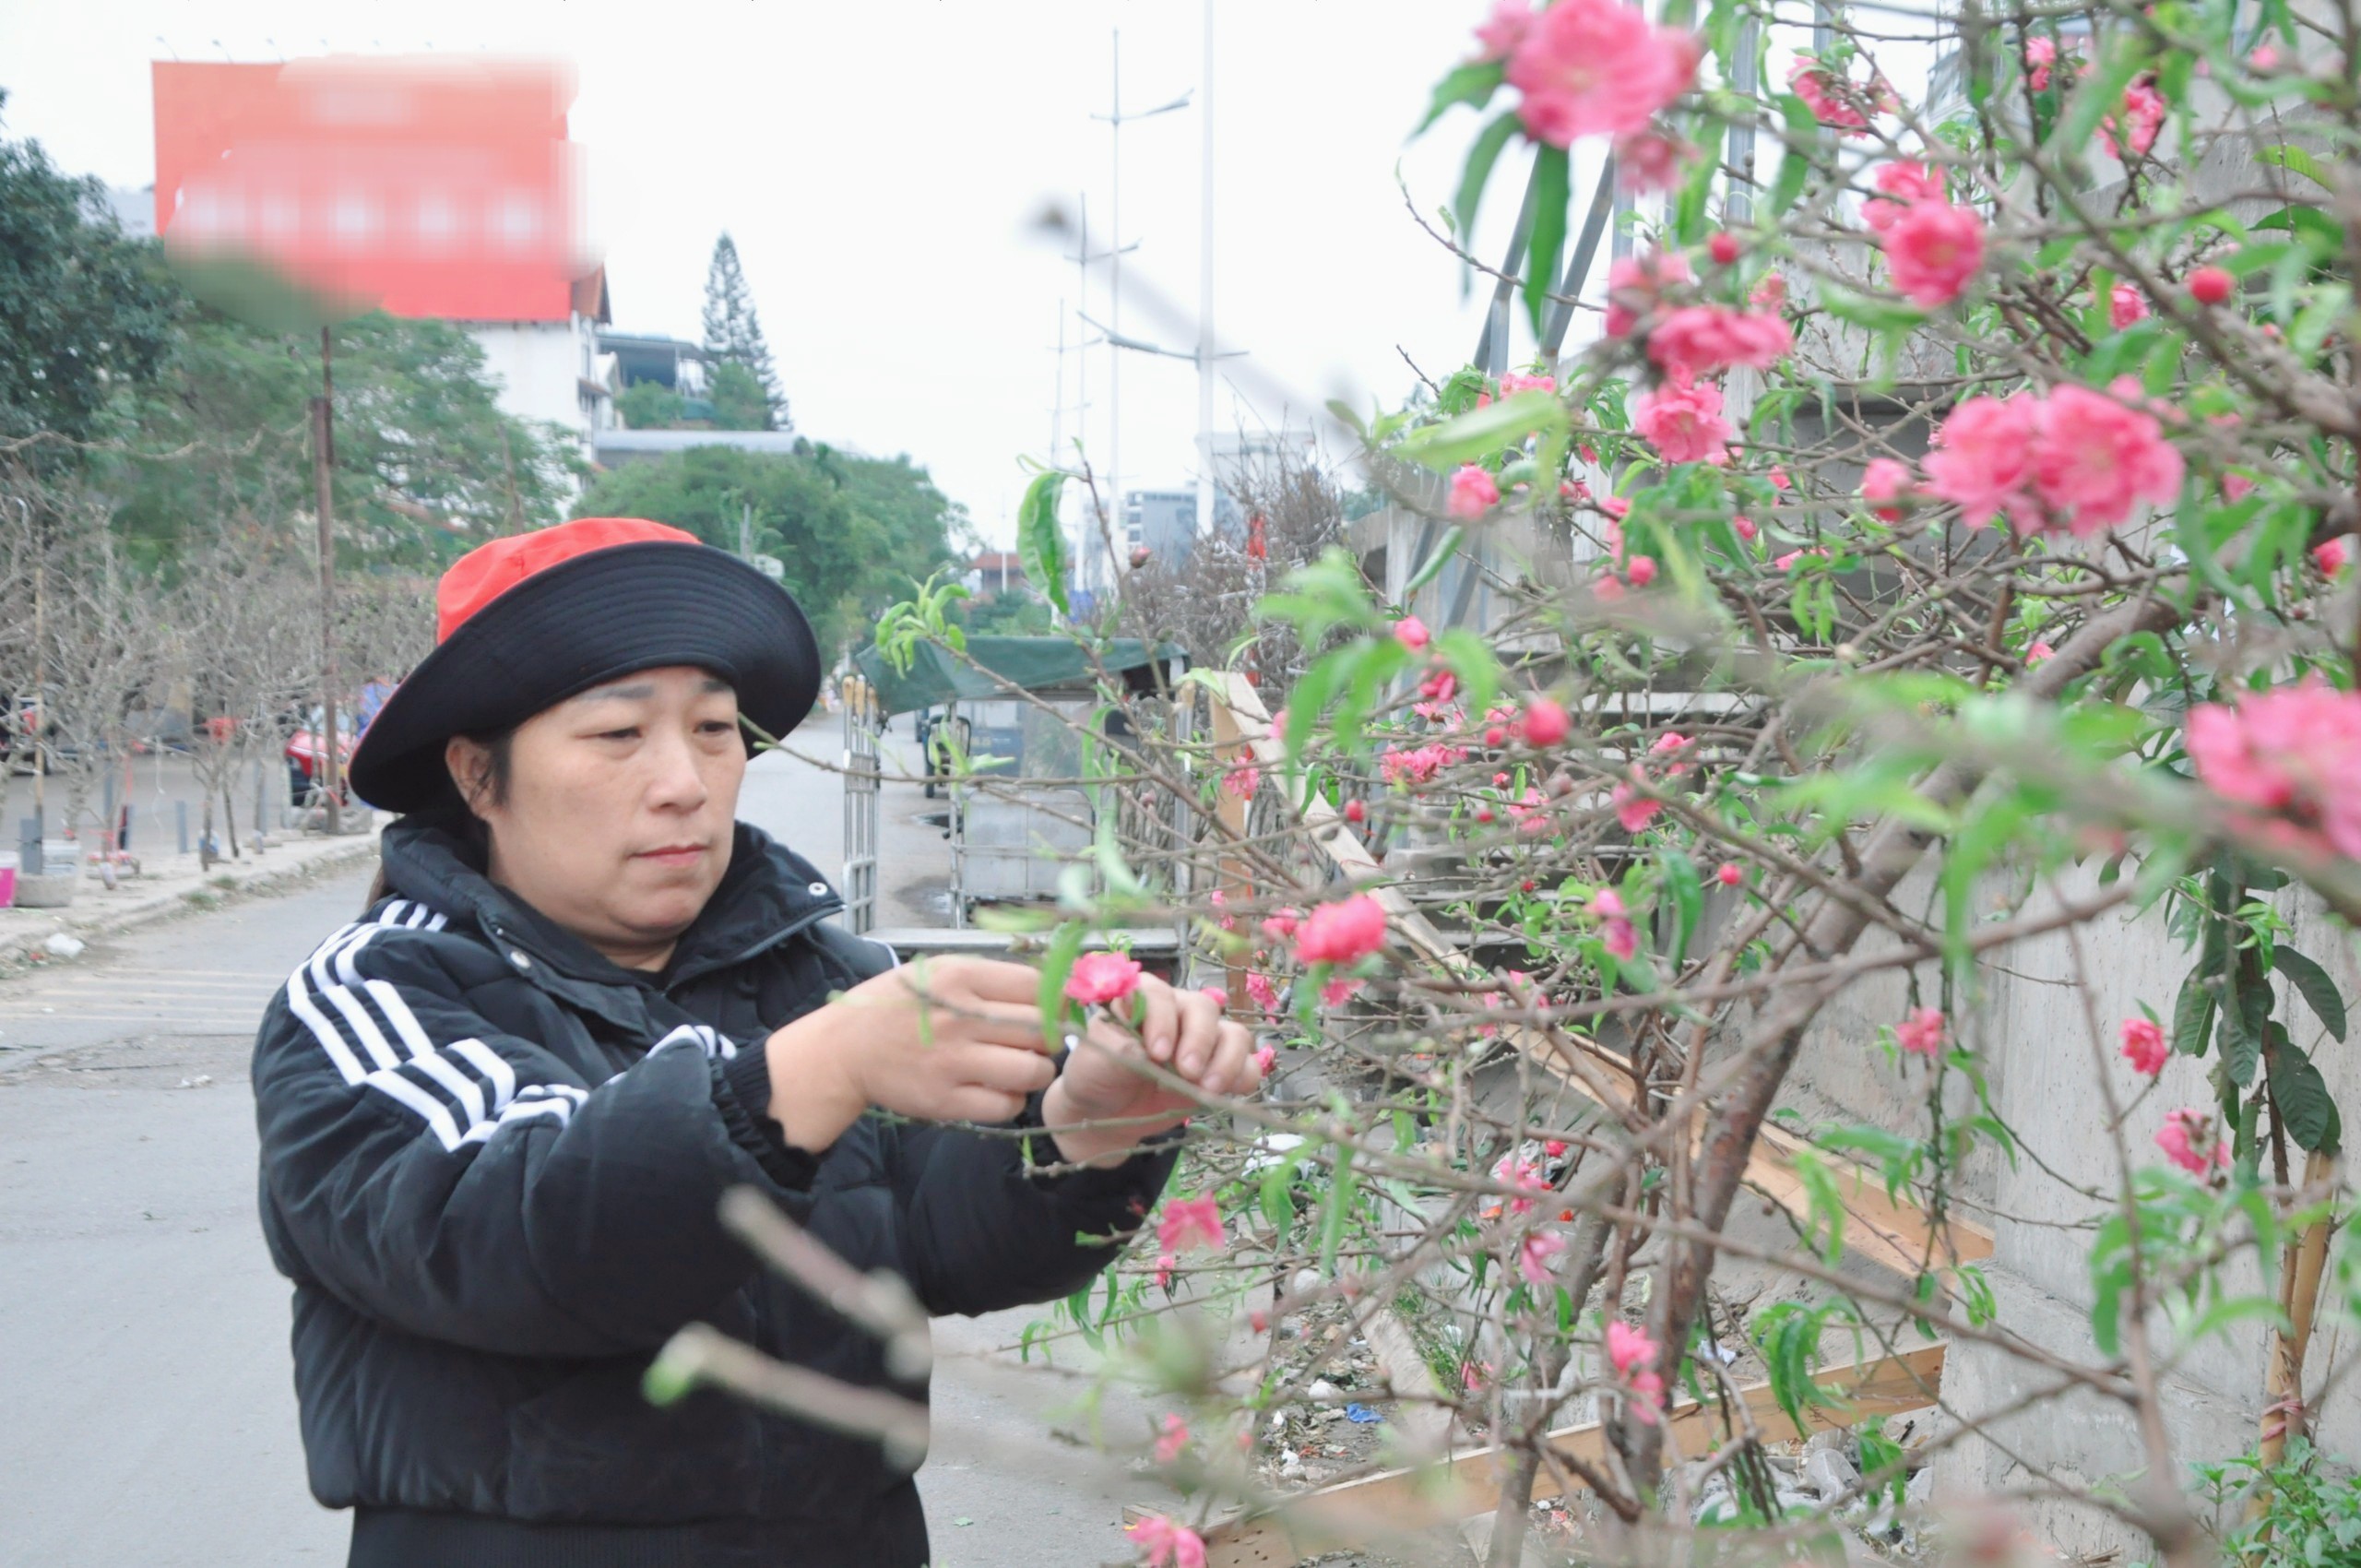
[1661,849,1702,966]
[2220,975,2264,1087]
[1017,469,1072,616]
[1417,59,1506,136]
[1523,144,1572,337]
[1402,525,1464,597]
[1261,1148,1303,1230]
[2173,968,2215,1057]
[2273,946,2346,1041]
[1394,389,1569,470]
[1037,921,1087,1049]
[2257,142,2332,190]
[2267,1039,2343,1152]
[1433,627,1501,725]
[1768,93,1820,219]
[1452,111,1525,252]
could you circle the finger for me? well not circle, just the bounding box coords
[935,1086,1031,1125]
[1171,987,1223,1077]
[950,957,1050,1005]
[1208,1020,1258,1096]
[1133,974,1179,1063]
[955,1042,1062,1097]
[938,998,1059,1052]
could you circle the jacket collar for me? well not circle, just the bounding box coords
[377,815,843,1002]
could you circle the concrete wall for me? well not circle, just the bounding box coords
[1774,861,2359,1552]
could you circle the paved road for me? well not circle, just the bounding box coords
[0,746,1163,1568]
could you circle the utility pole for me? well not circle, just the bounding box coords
[312,327,343,835]
[1092,35,1191,589]
[1195,0,1217,543]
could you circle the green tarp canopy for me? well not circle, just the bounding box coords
[852,636,1185,717]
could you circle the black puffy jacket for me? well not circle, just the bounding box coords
[252,818,1174,1568]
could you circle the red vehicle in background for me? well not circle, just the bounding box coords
[286,729,356,812]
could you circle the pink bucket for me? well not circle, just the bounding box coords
[0,852,16,909]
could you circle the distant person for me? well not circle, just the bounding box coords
[250,517,1258,1567]
[355,675,396,735]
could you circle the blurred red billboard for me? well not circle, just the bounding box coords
[152,56,586,322]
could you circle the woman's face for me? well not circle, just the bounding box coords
[449,665,746,968]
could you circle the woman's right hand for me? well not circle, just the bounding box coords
[760,956,1061,1154]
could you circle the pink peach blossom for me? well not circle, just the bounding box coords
[2186,679,2361,859]
[1732,514,1759,541]
[1157,1195,1226,1254]
[1592,888,1640,958]
[2110,281,2149,328]
[1521,697,1572,747]
[1450,464,1501,519]
[1631,375,1734,465]
[1881,199,1986,307]
[1222,764,1261,801]
[1717,861,1743,885]
[1154,1252,1176,1289]
[1244,971,1279,1015]
[1612,780,1662,833]
[2102,77,2166,160]
[1925,394,2041,529]
[1861,457,1913,521]
[1154,1414,1192,1465]
[1626,554,1658,587]
[1607,1318,1659,1375]
[2314,539,2348,576]
[1863,160,1945,232]
[1603,250,1693,339]
[1066,951,1145,1005]
[1614,129,1695,194]
[1294,893,1388,965]
[2025,641,2056,665]
[1393,615,1431,650]
[2029,382,2184,535]
[1126,1514,1208,1568]
[1507,0,1701,145]
[1498,370,1559,395]
[1472,0,1534,61]
[1321,976,1363,1007]
[1645,304,1794,379]
[2155,1108,2229,1174]
[2121,1017,2168,1076]
[1518,1231,1566,1286]
[1894,1006,1947,1056]
[1251,1043,1276,1078]
[2023,36,2058,90]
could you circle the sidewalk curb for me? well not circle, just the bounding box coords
[0,836,382,976]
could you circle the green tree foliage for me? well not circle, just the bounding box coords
[105,308,581,571]
[578,445,960,651]
[0,94,178,451]
[616,381,684,431]
[707,362,771,433]
[700,233,787,431]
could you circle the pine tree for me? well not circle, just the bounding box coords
[700,233,789,432]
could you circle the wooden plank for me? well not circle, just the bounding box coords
[1201,672,1994,1280]
[1203,1344,1946,1567]
[867,926,1180,956]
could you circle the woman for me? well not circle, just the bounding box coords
[252,517,1254,1568]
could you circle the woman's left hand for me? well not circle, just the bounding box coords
[1041,974,1259,1166]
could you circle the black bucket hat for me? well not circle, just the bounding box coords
[348,517,822,813]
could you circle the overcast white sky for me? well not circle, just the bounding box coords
[0,0,1554,548]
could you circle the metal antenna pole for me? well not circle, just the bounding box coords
[1194,0,1217,544]
[1109,30,1123,568]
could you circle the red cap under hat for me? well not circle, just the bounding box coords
[434,517,701,643]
